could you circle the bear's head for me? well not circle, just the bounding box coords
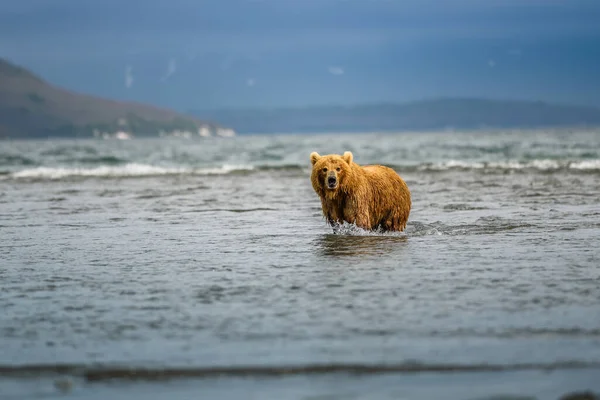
[310,151,354,194]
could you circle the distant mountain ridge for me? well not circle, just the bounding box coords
[0,58,232,139]
[3,57,600,138]
[191,99,600,134]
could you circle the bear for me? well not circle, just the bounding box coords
[310,151,411,232]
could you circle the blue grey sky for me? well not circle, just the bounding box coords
[1,0,600,110]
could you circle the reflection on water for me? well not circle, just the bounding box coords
[314,233,408,258]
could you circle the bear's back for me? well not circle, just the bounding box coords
[360,164,410,205]
[361,164,404,185]
[359,164,411,230]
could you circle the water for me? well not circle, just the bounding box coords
[1,130,600,400]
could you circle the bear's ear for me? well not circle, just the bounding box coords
[342,151,353,165]
[310,152,321,165]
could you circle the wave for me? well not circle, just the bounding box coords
[319,219,535,240]
[4,159,600,181]
[256,164,305,172]
[410,159,600,173]
[7,163,256,180]
[10,164,188,180]
[70,156,127,165]
[0,154,36,166]
[0,360,598,381]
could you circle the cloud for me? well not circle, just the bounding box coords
[125,65,133,88]
[246,78,256,87]
[488,59,496,68]
[328,66,344,75]
[161,58,177,81]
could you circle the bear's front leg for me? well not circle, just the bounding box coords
[354,213,372,231]
[344,202,371,231]
[321,198,342,226]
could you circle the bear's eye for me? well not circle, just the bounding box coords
[322,168,328,172]
[336,167,341,172]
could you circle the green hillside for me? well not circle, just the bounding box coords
[0,58,223,139]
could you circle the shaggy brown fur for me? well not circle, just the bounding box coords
[310,151,411,232]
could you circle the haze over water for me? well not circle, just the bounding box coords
[1,129,600,399]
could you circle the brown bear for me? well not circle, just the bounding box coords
[310,151,411,232]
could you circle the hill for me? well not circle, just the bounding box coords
[0,58,231,139]
[191,99,600,134]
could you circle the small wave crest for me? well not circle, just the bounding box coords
[10,164,188,180]
[324,219,535,238]
[570,159,600,170]
[6,158,600,181]
[330,222,408,237]
[8,164,256,180]
[413,159,600,173]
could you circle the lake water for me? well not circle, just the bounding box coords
[1,130,600,400]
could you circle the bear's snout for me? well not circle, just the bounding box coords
[327,175,338,188]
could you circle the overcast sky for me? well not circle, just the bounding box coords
[1,0,600,110]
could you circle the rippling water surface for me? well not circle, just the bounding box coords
[1,130,600,399]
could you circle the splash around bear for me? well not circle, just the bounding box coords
[310,151,411,232]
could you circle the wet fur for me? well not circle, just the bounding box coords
[310,151,411,232]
